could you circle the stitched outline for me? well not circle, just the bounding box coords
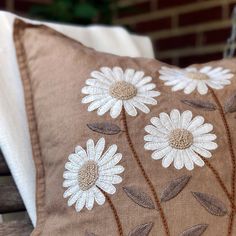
[209,88,236,236]
[103,191,124,236]
[121,108,170,236]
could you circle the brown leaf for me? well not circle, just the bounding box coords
[224,91,236,113]
[128,222,153,236]
[87,122,121,135]
[123,186,155,209]
[161,175,191,202]
[181,99,216,111]
[179,224,208,236]
[192,192,227,216]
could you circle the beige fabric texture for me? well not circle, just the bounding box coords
[14,19,236,236]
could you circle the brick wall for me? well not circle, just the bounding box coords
[114,0,236,67]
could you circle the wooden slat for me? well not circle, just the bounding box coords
[0,217,33,236]
[0,151,10,176]
[0,178,25,213]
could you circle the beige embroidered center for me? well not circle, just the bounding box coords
[186,72,209,81]
[109,81,137,100]
[78,161,98,191]
[169,128,193,149]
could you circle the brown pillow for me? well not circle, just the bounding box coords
[14,18,236,236]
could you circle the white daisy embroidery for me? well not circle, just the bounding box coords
[82,67,160,118]
[159,66,234,95]
[144,109,218,170]
[63,137,124,212]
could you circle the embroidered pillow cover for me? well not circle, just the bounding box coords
[14,19,236,236]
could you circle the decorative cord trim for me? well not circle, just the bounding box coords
[209,88,236,236]
[121,108,170,236]
[13,19,46,235]
[103,192,124,236]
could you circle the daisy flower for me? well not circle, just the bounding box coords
[82,67,160,118]
[159,66,234,95]
[144,109,218,170]
[63,138,124,212]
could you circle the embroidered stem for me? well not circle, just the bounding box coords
[121,108,170,236]
[209,88,236,235]
[104,192,124,236]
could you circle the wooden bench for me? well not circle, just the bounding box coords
[0,151,33,235]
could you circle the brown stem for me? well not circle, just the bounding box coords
[209,88,236,235]
[121,108,170,236]
[104,192,124,236]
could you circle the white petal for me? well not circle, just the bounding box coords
[110,100,123,118]
[131,100,150,113]
[197,81,208,95]
[63,179,78,188]
[194,134,217,142]
[63,171,78,180]
[65,162,80,172]
[99,144,118,165]
[172,80,189,91]
[170,109,181,128]
[86,139,95,160]
[63,185,79,198]
[194,141,218,150]
[88,97,111,112]
[160,112,174,130]
[82,94,105,104]
[75,146,87,159]
[81,86,107,95]
[180,110,192,129]
[124,68,135,82]
[183,151,194,170]
[191,145,212,158]
[141,90,161,97]
[151,146,172,160]
[187,148,205,167]
[99,153,122,169]
[150,117,169,134]
[112,67,124,81]
[68,190,82,206]
[85,79,109,89]
[184,80,197,94]
[199,66,212,73]
[144,134,167,143]
[144,141,169,151]
[97,98,117,116]
[86,189,95,210]
[139,83,156,92]
[187,116,205,131]
[93,187,106,205]
[162,149,176,168]
[124,100,137,116]
[192,123,213,136]
[134,96,157,105]
[174,150,184,170]
[145,124,168,137]
[68,153,84,166]
[75,192,87,212]
[96,181,116,194]
[132,71,144,84]
[135,76,152,87]
[95,137,105,161]
[100,67,115,82]
[100,165,124,175]
[98,175,122,184]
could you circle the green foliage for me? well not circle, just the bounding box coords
[29,0,117,25]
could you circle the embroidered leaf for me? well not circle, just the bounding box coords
[87,122,121,135]
[192,192,227,216]
[181,99,216,111]
[224,91,236,113]
[123,186,155,209]
[128,222,153,236]
[161,175,191,202]
[179,224,208,236]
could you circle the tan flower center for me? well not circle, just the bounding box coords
[78,161,98,191]
[109,81,137,100]
[169,128,193,150]
[186,72,209,81]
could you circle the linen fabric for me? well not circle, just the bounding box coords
[14,19,236,236]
